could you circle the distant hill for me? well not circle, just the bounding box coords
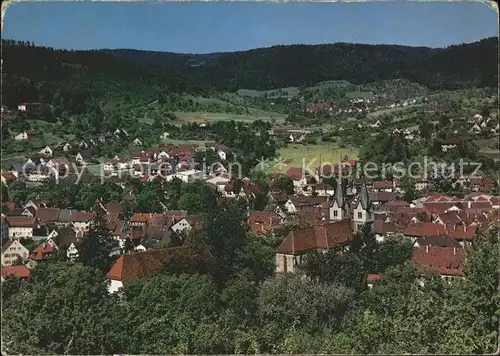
[2,37,497,111]
[106,37,498,91]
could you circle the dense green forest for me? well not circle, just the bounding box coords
[108,37,498,91]
[2,37,497,110]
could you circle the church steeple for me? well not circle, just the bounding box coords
[329,178,348,221]
[358,177,371,212]
[352,176,373,233]
[333,178,345,208]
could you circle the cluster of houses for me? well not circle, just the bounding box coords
[1,159,499,291]
[469,114,500,135]
[305,97,419,115]
[268,127,311,143]
[1,142,233,184]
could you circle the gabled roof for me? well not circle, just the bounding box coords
[287,167,304,181]
[412,246,464,277]
[372,180,394,189]
[36,208,60,223]
[106,240,212,284]
[369,191,397,203]
[435,212,464,226]
[1,265,30,279]
[416,235,462,248]
[403,222,446,237]
[4,216,36,228]
[446,225,478,241]
[276,219,353,255]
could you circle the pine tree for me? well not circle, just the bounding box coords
[123,237,134,254]
[78,206,118,273]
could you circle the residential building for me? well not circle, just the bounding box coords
[1,239,29,266]
[276,219,353,273]
[5,216,37,240]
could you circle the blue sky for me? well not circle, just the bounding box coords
[3,1,498,53]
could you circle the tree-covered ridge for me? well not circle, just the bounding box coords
[1,40,199,110]
[109,37,498,91]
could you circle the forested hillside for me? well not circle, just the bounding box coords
[2,37,496,110]
[1,40,201,111]
[108,37,498,91]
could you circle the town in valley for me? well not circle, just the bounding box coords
[1,1,499,355]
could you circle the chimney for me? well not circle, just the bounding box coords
[463,225,466,232]
[453,247,456,255]
[425,245,429,253]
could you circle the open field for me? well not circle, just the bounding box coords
[476,137,500,162]
[264,143,359,173]
[173,112,286,124]
[160,138,213,146]
[237,87,299,98]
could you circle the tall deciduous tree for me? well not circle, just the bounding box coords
[78,206,119,273]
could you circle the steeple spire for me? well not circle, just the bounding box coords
[358,176,371,212]
[333,177,345,208]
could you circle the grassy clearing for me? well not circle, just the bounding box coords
[160,138,213,147]
[265,143,359,173]
[173,112,286,124]
[237,87,299,98]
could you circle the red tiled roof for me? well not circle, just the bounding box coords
[1,265,30,279]
[435,212,464,226]
[248,211,280,234]
[367,273,382,282]
[287,167,304,181]
[446,225,477,241]
[129,213,149,223]
[373,180,394,189]
[106,242,212,284]
[412,246,465,277]
[403,222,446,237]
[276,220,353,255]
[5,216,36,228]
[369,191,397,203]
[373,220,398,234]
[1,172,17,181]
[31,242,57,261]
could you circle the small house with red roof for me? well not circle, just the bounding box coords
[1,264,30,279]
[276,219,353,273]
[403,222,446,239]
[412,245,465,280]
[106,239,213,293]
[366,273,382,288]
[30,241,58,263]
[1,265,31,282]
[287,167,308,188]
[1,172,17,185]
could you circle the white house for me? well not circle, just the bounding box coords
[14,132,28,141]
[75,152,88,165]
[39,146,53,157]
[4,216,36,240]
[217,149,227,161]
[166,170,204,183]
[1,240,29,266]
[171,218,193,234]
[160,132,170,139]
[62,142,72,152]
[133,138,143,146]
[66,242,79,260]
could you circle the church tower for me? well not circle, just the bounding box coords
[329,178,349,221]
[351,178,374,233]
